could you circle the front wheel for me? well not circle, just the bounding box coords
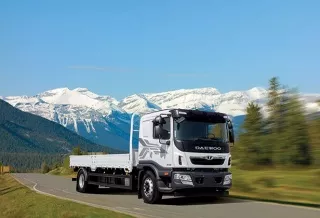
[141,171,162,204]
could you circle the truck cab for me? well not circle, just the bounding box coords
[137,109,234,203]
[70,108,235,204]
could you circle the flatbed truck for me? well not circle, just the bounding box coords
[70,108,235,204]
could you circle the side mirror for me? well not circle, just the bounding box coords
[228,127,235,144]
[153,116,166,125]
[227,120,233,129]
[154,125,170,145]
[225,119,234,144]
[154,125,164,138]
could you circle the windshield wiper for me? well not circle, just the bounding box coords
[196,137,219,141]
[196,137,213,141]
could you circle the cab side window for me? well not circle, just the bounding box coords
[153,117,170,139]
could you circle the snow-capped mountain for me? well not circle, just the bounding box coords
[3,87,320,152]
[118,94,161,114]
[120,87,269,117]
[4,88,133,151]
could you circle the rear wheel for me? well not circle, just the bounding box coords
[141,171,162,204]
[76,168,98,193]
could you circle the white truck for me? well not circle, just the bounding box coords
[70,108,235,204]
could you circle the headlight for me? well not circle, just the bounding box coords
[173,173,193,185]
[223,174,232,185]
[174,174,192,181]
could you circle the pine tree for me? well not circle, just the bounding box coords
[283,91,312,165]
[272,87,292,165]
[266,77,281,126]
[237,102,268,167]
[41,161,50,174]
[265,77,290,164]
[72,146,82,155]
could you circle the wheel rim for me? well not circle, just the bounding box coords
[143,177,154,199]
[79,174,85,188]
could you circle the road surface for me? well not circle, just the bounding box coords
[12,173,319,218]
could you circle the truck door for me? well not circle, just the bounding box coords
[138,116,173,168]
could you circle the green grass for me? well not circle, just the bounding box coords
[230,166,320,206]
[48,167,77,178]
[0,174,135,218]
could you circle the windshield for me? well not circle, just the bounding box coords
[173,120,227,141]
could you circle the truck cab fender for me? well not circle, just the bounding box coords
[137,162,172,198]
[137,164,160,199]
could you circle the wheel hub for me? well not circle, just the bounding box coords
[79,174,85,188]
[143,177,154,198]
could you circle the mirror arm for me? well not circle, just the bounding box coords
[158,137,170,145]
[158,137,162,144]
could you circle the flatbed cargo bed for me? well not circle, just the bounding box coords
[70,149,138,172]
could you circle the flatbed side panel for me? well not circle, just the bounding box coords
[70,155,92,167]
[70,154,133,171]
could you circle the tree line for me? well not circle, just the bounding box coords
[0,146,100,173]
[40,146,107,174]
[0,152,64,173]
[234,77,320,168]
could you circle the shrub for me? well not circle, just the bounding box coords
[41,162,50,174]
[255,176,277,188]
[233,178,256,192]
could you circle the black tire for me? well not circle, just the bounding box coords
[141,170,162,204]
[76,168,99,193]
[76,168,89,193]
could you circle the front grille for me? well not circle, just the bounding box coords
[214,177,223,184]
[195,177,204,184]
[172,168,228,173]
[190,157,225,165]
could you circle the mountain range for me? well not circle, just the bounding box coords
[2,87,320,151]
[0,99,117,154]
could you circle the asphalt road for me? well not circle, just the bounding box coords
[12,173,319,218]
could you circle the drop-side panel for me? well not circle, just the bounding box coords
[70,154,135,172]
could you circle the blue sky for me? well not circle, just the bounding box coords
[1,0,319,100]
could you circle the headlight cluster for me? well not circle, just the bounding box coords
[223,174,232,185]
[173,173,193,185]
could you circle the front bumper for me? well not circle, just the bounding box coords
[158,171,232,196]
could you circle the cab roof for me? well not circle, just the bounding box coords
[140,108,229,122]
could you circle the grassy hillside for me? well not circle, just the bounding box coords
[0,99,121,171]
[0,174,133,218]
[229,165,320,206]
